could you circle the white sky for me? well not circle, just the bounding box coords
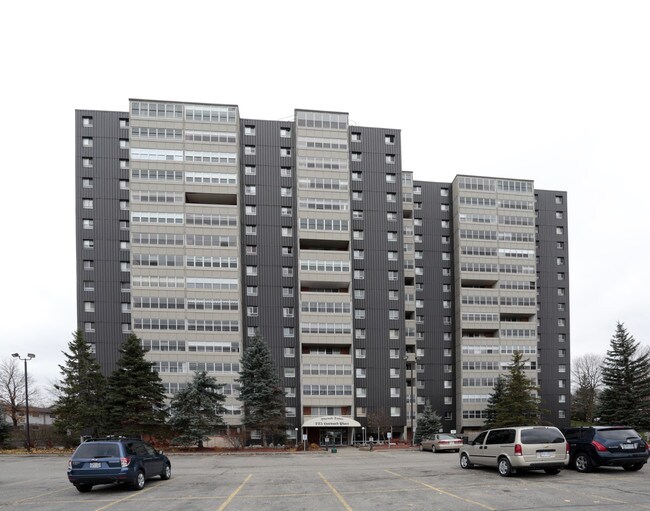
[1,1,649,398]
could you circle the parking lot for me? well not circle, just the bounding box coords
[2,448,650,511]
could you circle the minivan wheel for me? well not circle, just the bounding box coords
[544,468,561,475]
[460,452,473,469]
[622,463,644,472]
[75,484,93,493]
[133,470,146,490]
[160,463,171,480]
[574,453,593,473]
[498,457,513,477]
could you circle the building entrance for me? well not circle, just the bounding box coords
[319,428,348,446]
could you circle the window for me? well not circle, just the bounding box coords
[84,322,95,332]
[441,204,449,212]
[353,249,364,260]
[83,260,94,270]
[356,388,367,398]
[556,257,565,266]
[356,368,366,378]
[556,226,564,235]
[557,272,565,281]
[354,289,365,299]
[119,139,129,149]
[281,148,291,157]
[559,379,566,388]
[444,396,453,405]
[82,178,93,188]
[83,281,94,291]
[119,179,129,190]
[282,246,293,256]
[353,210,363,220]
[281,167,292,177]
[247,306,258,317]
[120,241,129,250]
[442,252,450,261]
[352,171,362,181]
[244,145,256,155]
[285,387,296,397]
[246,266,258,276]
[385,154,396,164]
[284,368,295,378]
[247,286,258,296]
[82,116,93,127]
[245,185,256,195]
[245,165,256,175]
[120,261,130,272]
[355,328,366,339]
[442,268,451,276]
[390,407,400,417]
[351,132,361,142]
[388,270,398,281]
[351,152,362,162]
[355,349,366,359]
[82,219,94,230]
[387,231,398,242]
[282,267,294,277]
[559,364,566,373]
[389,310,399,320]
[282,227,292,237]
[355,309,366,320]
[558,333,566,342]
[282,287,294,297]
[246,225,257,235]
[387,251,398,261]
[284,347,295,358]
[388,290,399,300]
[82,158,93,168]
[385,134,395,145]
[245,205,257,215]
[353,230,364,240]
[283,307,294,318]
[83,239,94,249]
[244,125,256,135]
[555,195,564,204]
[390,388,400,398]
[280,127,291,138]
[387,212,397,221]
[558,318,566,327]
[386,192,397,203]
[558,288,565,296]
[558,349,566,358]
[354,270,365,280]
[281,206,292,216]
[82,137,93,147]
[281,187,292,197]
[84,301,95,313]
[444,380,452,389]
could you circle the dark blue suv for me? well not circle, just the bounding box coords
[563,426,649,472]
[67,437,171,492]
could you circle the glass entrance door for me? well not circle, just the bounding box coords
[320,428,348,446]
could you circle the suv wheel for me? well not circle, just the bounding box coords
[459,452,473,469]
[498,457,513,477]
[622,463,644,472]
[574,453,593,473]
[133,470,146,490]
[161,463,171,480]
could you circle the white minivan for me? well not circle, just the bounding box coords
[459,426,570,477]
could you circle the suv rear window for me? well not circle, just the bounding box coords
[521,428,565,444]
[73,443,121,458]
[598,429,642,442]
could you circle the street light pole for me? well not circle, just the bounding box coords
[12,353,35,452]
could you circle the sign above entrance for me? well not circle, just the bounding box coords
[302,416,361,428]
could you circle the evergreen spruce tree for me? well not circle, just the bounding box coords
[168,371,226,448]
[598,322,650,430]
[53,330,107,440]
[236,332,287,446]
[484,351,543,428]
[483,376,507,429]
[105,334,168,437]
[0,413,10,448]
[413,401,442,444]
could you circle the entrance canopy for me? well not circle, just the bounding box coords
[302,415,361,428]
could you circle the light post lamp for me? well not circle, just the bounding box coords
[362,426,365,445]
[295,427,299,448]
[12,353,35,452]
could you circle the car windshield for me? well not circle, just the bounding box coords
[521,428,565,444]
[73,443,121,458]
[598,429,641,442]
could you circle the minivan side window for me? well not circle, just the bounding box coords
[486,429,515,445]
[472,432,488,445]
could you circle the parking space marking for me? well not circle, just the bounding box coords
[318,472,354,511]
[12,486,70,505]
[92,486,155,511]
[216,473,252,511]
[384,469,496,511]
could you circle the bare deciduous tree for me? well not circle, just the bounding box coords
[571,353,603,423]
[0,357,39,427]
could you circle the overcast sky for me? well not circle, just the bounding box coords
[1,1,648,398]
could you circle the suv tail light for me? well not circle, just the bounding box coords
[592,440,608,452]
[566,441,570,454]
[120,457,131,468]
[514,444,523,456]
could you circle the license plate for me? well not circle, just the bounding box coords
[538,451,553,458]
[89,462,102,468]
[621,443,635,450]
